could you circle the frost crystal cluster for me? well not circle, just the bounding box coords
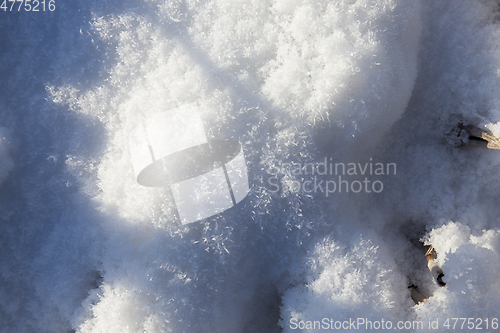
[1,0,500,332]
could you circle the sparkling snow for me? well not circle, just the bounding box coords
[1,0,500,332]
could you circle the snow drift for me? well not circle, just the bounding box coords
[1,0,500,332]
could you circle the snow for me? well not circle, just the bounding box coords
[418,222,500,329]
[0,127,13,185]
[1,0,500,332]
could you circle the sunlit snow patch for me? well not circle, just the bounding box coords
[129,104,249,224]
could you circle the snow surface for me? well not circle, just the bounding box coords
[0,127,13,185]
[1,0,500,332]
